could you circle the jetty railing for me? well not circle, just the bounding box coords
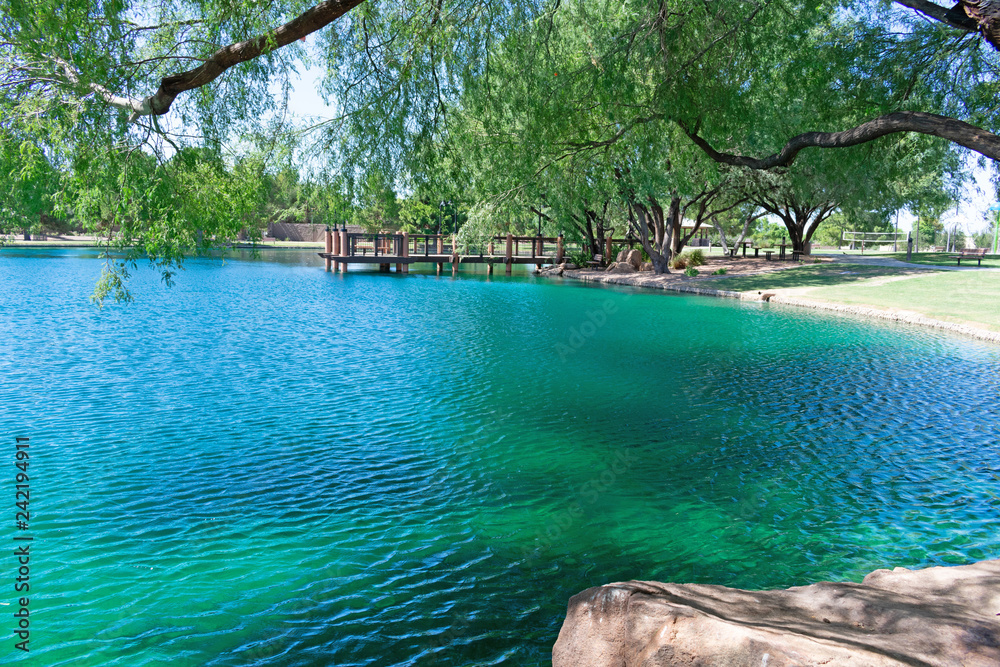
[321,230,576,274]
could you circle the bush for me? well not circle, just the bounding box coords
[712,268,727,275]
[672,249,705,269]
[569,248,592,266]
[684,267,699,277]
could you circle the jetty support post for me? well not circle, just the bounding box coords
[324,226,333,272]
[332,228,341,272]
[401,232,409,274]
[505,232,513,276]
[339,228,349,273]
[556,233,564,264]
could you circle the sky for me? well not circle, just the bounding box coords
[283,62,1000,237]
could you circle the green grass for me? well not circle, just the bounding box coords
[885,251,1000,269]
[709,263,938,292]
[709,260,1000,330]
[807,271,1000,331]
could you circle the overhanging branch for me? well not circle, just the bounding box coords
[680,111,1000,168]
[58,0,365,120]
[894,0,978,31]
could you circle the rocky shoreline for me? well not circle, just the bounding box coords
[553,560,1000,666]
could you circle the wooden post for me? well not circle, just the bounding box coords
[506,232,514,275]
[556,234,564,264]
[437,234,443,254]
[332,228,341,272]
[605,236,613,261]
[339,229,349,273]
[401,232,409,274]
[324,228,333,272]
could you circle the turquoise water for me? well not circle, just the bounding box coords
[2,248,999,665]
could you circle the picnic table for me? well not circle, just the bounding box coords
[728,241,752,258]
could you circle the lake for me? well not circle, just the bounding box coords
[2,248,998,665]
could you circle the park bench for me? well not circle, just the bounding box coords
[950,248,988,266]
[585,254,604,268]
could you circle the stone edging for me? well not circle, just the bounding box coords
[563,270,1000,345]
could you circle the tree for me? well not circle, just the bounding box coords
[0,0,539,298]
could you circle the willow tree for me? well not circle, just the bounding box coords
[0,0,542,299]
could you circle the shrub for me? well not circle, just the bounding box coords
[686,249,705,266]
[672,249,705,269]
[569,248,591,266]
[712,268,727,275]
[684,267,699,277]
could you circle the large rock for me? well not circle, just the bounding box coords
[614,249,643,269]
[625,249,643,269]
[553,560,1000,667]
[610,262,637,274]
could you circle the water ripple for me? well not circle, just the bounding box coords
[1,249,999,665]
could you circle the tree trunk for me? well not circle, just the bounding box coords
[629,204,670,274]
[717,224,730,255]
[667,196,682,257]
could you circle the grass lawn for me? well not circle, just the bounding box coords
[709,262,939,292]
[885,251,1000,269]
[805,270,1000,331]
[711,261,1000,331]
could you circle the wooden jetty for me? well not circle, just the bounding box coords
[318,230,613,275]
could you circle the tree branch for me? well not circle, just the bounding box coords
[55,0,365,120]
[680,111,1000,168]
[893,0,978,31]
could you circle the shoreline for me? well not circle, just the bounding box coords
[562,267,1000,345]
[8,242,998,343]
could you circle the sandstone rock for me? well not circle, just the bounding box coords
[553,560,1000,667]
[563,262,580,270]
[605,262,618,271]
[622,248,642,269]
[615,249,629,263]
[610,262,637,274]
[640,261,653,272]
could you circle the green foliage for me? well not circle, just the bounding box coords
[568,247,592,267]
[672,249,704,269]
[712,268,727,275]
[684,267,699,277]
[0,0,992,302]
